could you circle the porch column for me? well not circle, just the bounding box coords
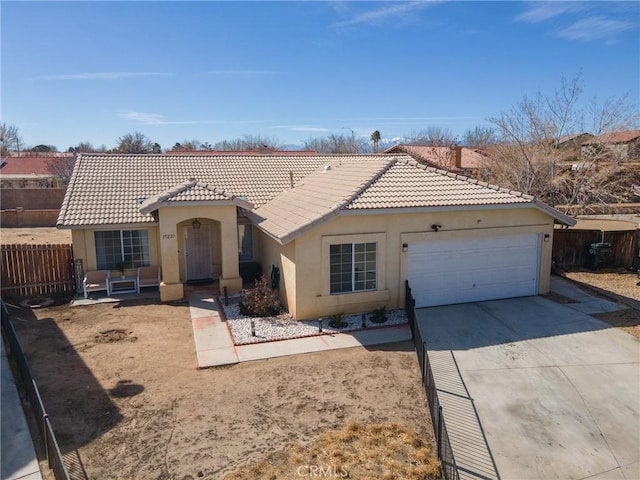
[219,209,243,294]
[158,215,184,301]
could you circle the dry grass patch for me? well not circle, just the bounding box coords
[225,420,441,480]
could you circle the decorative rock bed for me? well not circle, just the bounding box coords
[221,297,408,345]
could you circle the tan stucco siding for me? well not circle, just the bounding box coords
[254,228,295,311]
[289,207,555,320]
[155,205,242,299]
[70,226,159,273]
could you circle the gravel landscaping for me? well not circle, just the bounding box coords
[221,295,407,345]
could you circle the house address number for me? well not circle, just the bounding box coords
[162,233,176,239]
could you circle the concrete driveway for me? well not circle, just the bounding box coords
[416,295,639,480]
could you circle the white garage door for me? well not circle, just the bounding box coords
[408,234,540,308]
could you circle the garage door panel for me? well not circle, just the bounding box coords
[408,234,540,307]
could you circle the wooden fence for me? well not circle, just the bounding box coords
[553,229,639,269]
[1,244,75,297]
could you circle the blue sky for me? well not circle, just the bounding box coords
[2,1,639,151]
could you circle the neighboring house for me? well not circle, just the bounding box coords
[58,153,575,319]
[165,150,318,156]
[581,129,640,160]
[555,133,593,151]
[0,154,76,188]
[1,154,76,226]
[383,144,486,176]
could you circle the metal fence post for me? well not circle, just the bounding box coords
[437,405,443,459]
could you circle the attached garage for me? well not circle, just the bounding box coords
[408,233,541,308]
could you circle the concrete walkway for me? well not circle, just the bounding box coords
[1,341,43,480]
[188,291,412,368]
[416,285,639,480]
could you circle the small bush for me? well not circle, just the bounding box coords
[328,313,348,329]
[239,276,282,317]
[369,306,388,324]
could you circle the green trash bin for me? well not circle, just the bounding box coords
[587,242,612,270]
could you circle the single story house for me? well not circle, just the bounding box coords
[555,133,594,151]
[0,154,76,188]
[57,153,575,319]
[581,129,640,160]
[383,144,487,176]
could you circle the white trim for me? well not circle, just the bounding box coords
[321,233,386,297]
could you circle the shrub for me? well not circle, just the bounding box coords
[369,306,388,324]
[239,276,282,317]
[328,312,348,329]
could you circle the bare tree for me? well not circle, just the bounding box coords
[462,126,497,149]
[68,142,107,153]
[47,156,76,185]
[0,122,22,155]
[479,74,639,211]
[303,133,367,154]
[405,126,458,146]
[116,132,155,154]
[214,134,283,151]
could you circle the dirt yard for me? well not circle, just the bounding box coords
[0,226,72,244]
[562,270,640,338]
[7,297,436,480]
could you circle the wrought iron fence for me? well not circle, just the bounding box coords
[1,299,71,480]
[405,281,459,480]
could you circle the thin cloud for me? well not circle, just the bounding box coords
[330,1,440,29]
[37,72,168,80]
[272,125,332,132]
[119,112,212,126]
[202,70,283,77]
[119,111,269,126]
[557,16,633,42]
[516,2,577,23]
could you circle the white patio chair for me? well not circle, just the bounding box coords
[83,270,110,298]
[137,266,160,292]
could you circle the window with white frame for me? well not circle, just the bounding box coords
[95,230,150,270]
[329,242,377,294]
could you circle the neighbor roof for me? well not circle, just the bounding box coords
[582,130,640,145]
[0,156,63,177]
[58,153,575,231]
[383,144,485,171]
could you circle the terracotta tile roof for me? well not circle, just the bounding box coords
[383,144,486,172]
[582,130,640,145]
[57,154,394,226]
[58,153,574,230]
[347,159,531,209]
[0,155,75,177]
[248,160,394,244]
[139,179,254,214]
[165,150,318,155]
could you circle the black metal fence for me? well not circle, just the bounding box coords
[406,281,459,480]
[1,300,71,480]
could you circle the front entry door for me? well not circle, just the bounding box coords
[184,225,212,281]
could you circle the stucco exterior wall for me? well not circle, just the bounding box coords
[254,228,295,310]
[155,204,242,300]
[286,206,554,320]
[69,226,160,274]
